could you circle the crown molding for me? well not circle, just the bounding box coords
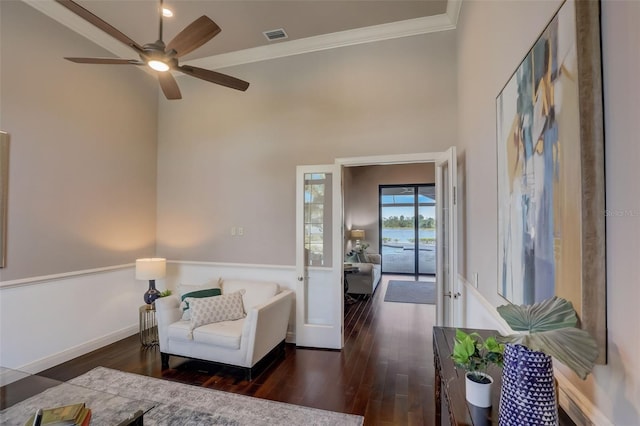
[22,0,135,60]
[188,13,456,71]
[22,0,460,72]
[446,0,463,28]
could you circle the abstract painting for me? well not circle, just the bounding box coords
[496,0,606,360]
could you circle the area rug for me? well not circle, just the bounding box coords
[1,367,364,425]
[384,280,436,304]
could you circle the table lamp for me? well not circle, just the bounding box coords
[135,258,166,304]
[350,229,365,249]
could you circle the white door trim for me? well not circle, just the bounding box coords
[336,152,445,167]
[336,150,457,326]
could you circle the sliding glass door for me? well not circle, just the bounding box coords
[379,185,436,277]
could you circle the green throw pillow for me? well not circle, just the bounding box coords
[181,288,221,320]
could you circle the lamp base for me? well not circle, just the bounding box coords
[144,279,161,305]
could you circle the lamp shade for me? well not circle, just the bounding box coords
[135,258,166,280]
[350,229,365,239]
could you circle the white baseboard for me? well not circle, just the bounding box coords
[458,274,612,426]
[16,325,138,374]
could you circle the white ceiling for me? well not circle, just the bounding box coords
[24,0,460,70]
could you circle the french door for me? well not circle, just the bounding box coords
[295,165,343,349]
[435,147,459,327]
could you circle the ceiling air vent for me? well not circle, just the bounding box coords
[263,28,288,42]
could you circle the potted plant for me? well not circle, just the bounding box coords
[452,329,504,407]
[346,242,370,263]
[496,296,599,425]
[158,289,172,298]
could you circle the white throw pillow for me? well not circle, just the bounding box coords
[178,280,221,320]
[221,279,279,311]
[186,290,246,339]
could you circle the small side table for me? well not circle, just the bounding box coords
[139,305,158,347]
[343,266,360,305]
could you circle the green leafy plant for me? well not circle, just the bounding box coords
[158,289,172,298]
[497,296,598,380]
[347,242,370,260]
[452,329,504,384]
[354,242,369,254]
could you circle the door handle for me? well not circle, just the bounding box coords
[298,276,304,282]
[453,292,461,299]
[444,291,452,298]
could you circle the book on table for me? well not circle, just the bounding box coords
[24,402,92,426]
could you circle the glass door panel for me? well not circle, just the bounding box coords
[303,172,332,325]
[380,187,416,274]
[418,186,436,275]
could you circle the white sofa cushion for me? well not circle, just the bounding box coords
[187,291,246,338]
[167,320,192,341]
[221,279,279,311]
[194,320,244,349]
[166,319,244,349]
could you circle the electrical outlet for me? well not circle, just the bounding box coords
[231,227,236,236]
[238,227,244,236]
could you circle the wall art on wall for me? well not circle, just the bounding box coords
[496,0,606,361]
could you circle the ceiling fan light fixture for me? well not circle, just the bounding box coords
[57,0,250,99]
[148,60,170,72]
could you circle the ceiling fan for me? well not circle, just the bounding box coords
[55,0,249,100]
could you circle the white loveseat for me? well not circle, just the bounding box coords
[345,253,382,295]
[155,279,293,380]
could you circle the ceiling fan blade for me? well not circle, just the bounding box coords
[166,16,221,58]
[55,0,144,53]
[157,72,182,100]
[65,57,144,65]
[178,65,249,91]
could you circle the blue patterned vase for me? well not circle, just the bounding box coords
[499,344,558,425]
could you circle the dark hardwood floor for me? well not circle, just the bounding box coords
[36,276,437,425]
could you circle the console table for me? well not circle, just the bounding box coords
[433,326,575,426]
[433,326,501,425]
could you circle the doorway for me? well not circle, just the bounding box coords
[296,150,459,350]
[379,184,436,279]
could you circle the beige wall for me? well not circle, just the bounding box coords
[0,1,159,281]
[344,163,435,253]
[156,31,457,265]
[456,1,640,424]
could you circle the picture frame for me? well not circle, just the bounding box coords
[0,131,8,269]
[496,0,606,361]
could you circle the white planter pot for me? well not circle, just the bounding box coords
[465,372,494,408]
